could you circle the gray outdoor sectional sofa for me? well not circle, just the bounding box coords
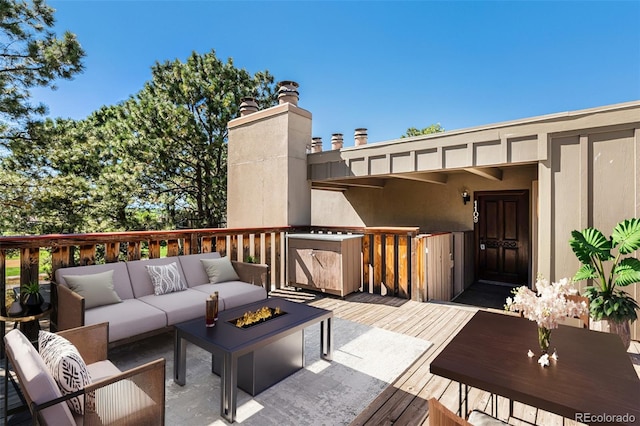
[53,252,269,344]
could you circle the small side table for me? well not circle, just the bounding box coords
[0,303,52,343]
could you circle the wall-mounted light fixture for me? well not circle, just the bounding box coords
[461,190,471,205]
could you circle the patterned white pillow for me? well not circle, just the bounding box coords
[146,262,187,295]
[38,330,93,414]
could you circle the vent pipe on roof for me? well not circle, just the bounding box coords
[239,97,259,116]
[277,81,300,106]
[331,133,344,150]
[311,137,323,153]
[354,128,368,146]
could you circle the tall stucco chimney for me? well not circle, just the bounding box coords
[239,97,259,116]
[311,137,323,153]
[277,81,299,106]
[331,133,343,150]
[354,128,368,146]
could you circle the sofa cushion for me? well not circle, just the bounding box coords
[39,331,92,414]
[84,299,167,343]
[138,289,210,325]
[86,360,121,382]
[55,262,135,300]
[145,262,187,295]
[191,281,267,311]
[62,270,122,309]
[126,257,188,298]
[201,256,240,284]
[178,252,221,287]
[4,329,75,426]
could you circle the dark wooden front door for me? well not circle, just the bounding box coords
[475,190,529,285]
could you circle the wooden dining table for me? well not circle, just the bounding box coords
[430,310,640,425]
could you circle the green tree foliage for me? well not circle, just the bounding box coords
[124,50,277,228]
[0,0,84,134]
[0,49,277,234]
[401,123,444,138]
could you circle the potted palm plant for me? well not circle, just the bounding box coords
[19,282,45,313]
[569,218,640,349]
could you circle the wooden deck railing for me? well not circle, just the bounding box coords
[0,225,453,308]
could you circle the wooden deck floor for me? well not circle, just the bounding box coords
[3,289,639,425]
[272,288,640,426]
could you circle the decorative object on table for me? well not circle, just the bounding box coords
[19,282,44,312]
[206,292,219,327]
[505,277,588,365]
[570,217,640,349]
[231,305,285,329]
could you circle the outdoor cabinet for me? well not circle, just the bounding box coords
[287,234,363,297]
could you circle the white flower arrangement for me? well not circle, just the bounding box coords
[505,277,588,330]
[505,277,589,367]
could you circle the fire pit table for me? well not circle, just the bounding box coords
[173,297,333,422]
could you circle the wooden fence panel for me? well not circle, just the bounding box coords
[201,237,213,253]
[21,248,40,285]
[385,234,396,296]
[167,240,180,257]
[274,232,282,289]
[148,240,161,259]
[373,234,383,294]
[398,236,409,298]
[79,245,96,266]
[128,242,141,261]
[51,246,71,275]
[363,235,371,293]
[183,237,191,256]
[105,242,120,263]
[215,236,227,257]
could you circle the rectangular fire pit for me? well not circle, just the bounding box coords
[173,297,333,423]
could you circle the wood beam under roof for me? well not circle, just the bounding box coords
[311,177,386,190]
[390,172,448,185]
[463,167,503,181]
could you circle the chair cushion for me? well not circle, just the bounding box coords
[201,256,240,284]
[138,288,210,325]
[4,329,75,426]
[145,262,187,295]
[62,270,123,309]
[126,257,188,298]
[468,410,510,426]
[191,281,267,311]
[84,299,167,343]
[86,360,122,382]
[178,252,221,287]
[55,262,134,300]
[39,331,93,414]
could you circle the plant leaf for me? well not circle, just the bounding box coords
[612,218,640,254]
[573,264,598,282]
[614,258,640,286]
[569,228,612,263]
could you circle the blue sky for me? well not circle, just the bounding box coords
[33,1,640,148]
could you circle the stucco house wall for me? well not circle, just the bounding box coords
[311,165,538,231]
[228,94,640,339]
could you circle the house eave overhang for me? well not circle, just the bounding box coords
[308,100,640,185]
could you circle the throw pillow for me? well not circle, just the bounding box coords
[62,270,122,309]
[39,330,93,414]
[201,256,240,284]
[145,262,187,295]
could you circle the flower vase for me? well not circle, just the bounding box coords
[538,326,551,354]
